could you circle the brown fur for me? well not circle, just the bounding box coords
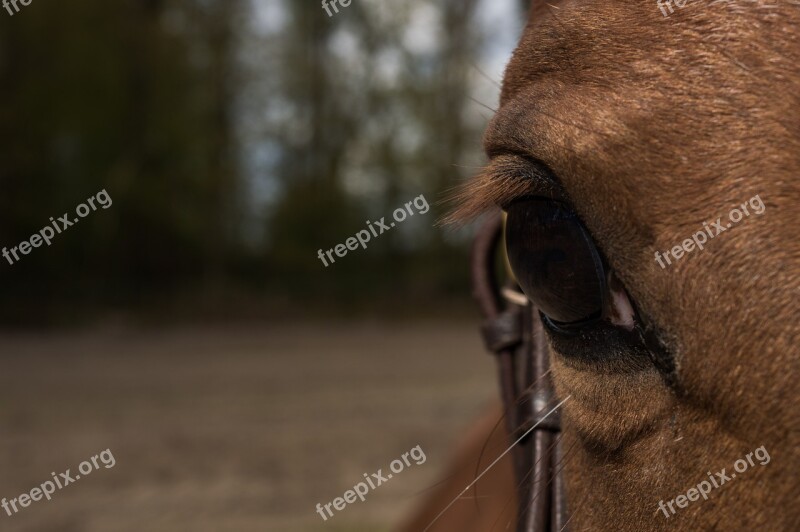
[441,0,800,529]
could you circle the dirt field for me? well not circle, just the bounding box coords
[0,321,498,532]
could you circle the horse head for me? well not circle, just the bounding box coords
[452,0,800,529]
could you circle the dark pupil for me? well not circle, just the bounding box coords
[505,198,606,325]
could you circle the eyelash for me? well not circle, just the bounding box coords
[444,155,567,226]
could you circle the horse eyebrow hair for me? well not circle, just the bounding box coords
[441,156,564,226]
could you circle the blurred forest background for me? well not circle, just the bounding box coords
[0,2,532,530]
[0,0,526,326]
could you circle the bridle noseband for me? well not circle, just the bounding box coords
[471,210,568,532]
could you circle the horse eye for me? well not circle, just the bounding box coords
[505,198,607,329]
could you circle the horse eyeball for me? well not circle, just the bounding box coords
[505,198,606,327]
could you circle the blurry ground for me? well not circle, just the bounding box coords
[0,321,497,532]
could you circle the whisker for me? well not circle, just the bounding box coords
[472,408,509,514]
[422,396,572,532]
[451,163,490,170]
[526,435,577,498]
[550,437,580,482]
[519,436,580,530]
[469,96,498,114]
[558,488,589,532]
[471,62,503,89]
[473,370,554,513]
[489,434,563,532]
[554,442,584,532]
[489,464,534,532]
[518,368,553,395]
[488,433,578,532]
[410,471,472,498]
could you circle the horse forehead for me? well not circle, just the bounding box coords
[501,2,633,90]
[501,0,795,106]
[495,1,799,184]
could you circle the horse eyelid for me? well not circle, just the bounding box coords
[491,157,567,210]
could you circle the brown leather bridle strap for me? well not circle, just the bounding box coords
[471,210,567,532]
